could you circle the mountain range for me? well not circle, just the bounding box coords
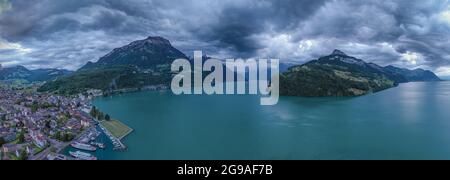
[280,50,441,97]
[0,65,72,83]
[36,36,442,96]
[38,36,187,95]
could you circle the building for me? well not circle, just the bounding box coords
[81,118,90,128]
[87,89,103,97]
[3,132,17,142]
[30,130,47,148]
[65,118,82,131]
[2,144,18,153]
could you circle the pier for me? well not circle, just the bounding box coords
[82,108,132,151]
[98,123,128,151]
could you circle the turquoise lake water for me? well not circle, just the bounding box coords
[88,82,450,160]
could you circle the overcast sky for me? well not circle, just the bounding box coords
[0,0,450,77]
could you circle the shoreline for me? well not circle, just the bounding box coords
[98,122,128,151]
[102,84,168,97]
[64,81,450,160]
[81,101,134,152]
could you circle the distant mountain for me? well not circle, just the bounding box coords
[280,50,441,97]
[28,68,73,82]
[383,65,441,82]
[40,36,187,94]
[38,35,441,97]
[0,65,72,82]
[280,63,297,73]
[280,50,395,97]
[0,66,33,80]
[39,35,286,94]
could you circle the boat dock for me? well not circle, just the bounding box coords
[98,123,127,151]
[82,106,132,151]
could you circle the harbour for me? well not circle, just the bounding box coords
[58,105,134,160]
[61,120,132,160]
[98,123,127,151]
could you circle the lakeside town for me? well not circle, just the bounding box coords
[0,83,132,160]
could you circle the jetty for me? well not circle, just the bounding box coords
[84,105,133,151]
[98,120,133,151]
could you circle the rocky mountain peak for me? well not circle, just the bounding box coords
[80,36,187,70]
[144,36,171,46]
[331,49,347,56]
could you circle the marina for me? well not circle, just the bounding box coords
[61,126,103,160]
[62,123,131,160]
[98,123,127,151]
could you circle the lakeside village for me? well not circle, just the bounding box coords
[0,85,133,160]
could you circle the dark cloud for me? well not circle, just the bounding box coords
[289,0,450,71]
[0,0,449,76]
[192,0,327,56]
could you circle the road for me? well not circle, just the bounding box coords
[30,127,96,160]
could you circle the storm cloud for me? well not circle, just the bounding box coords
[0,0,449,77]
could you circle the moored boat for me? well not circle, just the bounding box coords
[69,151,97,160]
[71,142,97,151]
[90,142,106,149]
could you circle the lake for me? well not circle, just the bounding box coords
[90,82,450,160]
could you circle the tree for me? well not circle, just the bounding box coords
[65,112,72,119]
[62,133,75,142]
[105,114,111,121]
[45,120,51,129]
[18,149,28,160]
[90,106,97,117]
[62,133,69,142]
[97,112,104,120]
[49,147,57,153]
[0,137,5,147]
[17,132,25,144]
[30,101,40,112]
[54,131,61,140]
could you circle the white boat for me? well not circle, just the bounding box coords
[90,142,106,149]
[80,137,90,143]
[69,151,97,160]
[71,142,97,151]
